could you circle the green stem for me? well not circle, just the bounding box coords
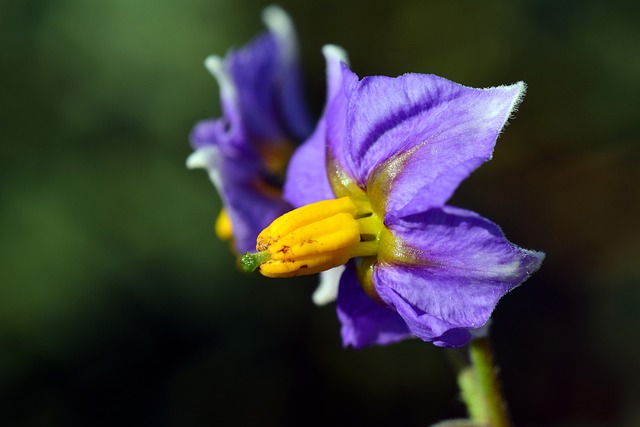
[457,337,510,427]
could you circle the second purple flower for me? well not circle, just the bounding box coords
[187,6,313,254]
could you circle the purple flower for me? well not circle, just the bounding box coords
[242,46,544,348]
[187,6,312,254]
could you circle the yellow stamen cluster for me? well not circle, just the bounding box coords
[241,197,382,278]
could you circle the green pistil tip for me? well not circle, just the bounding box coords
[240,251,270,273]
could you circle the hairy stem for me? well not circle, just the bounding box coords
[457,337,510,427]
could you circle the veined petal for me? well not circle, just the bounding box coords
[337,72,524,216]
[374,287,474,348]
[336,266,414,348]
[373,205,544,347]
[284,45,349,207]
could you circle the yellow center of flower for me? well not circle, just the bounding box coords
[240,196,383,278]
[242,145,429,300]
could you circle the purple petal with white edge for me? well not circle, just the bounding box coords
[190,119,222,150]
[225,7,312,144]
[337,265,414,349]
[325,64,361,183]
[284,45,349,207]
[203,56,242,143]
[322,45,350,109]
[337,71,524,215]
[188,121,291,254]
[189,117,247,157]
[373,205,544,347]
[262,5,313,141]
[189,119,261,186]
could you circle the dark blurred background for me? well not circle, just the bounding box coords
[1,0,639,425]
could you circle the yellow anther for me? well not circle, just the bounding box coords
[259,247,354,277]
[243,197,383,278]
[257,197,361,250]
[215,209,233,240]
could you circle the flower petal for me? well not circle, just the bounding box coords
[189,119,260,184]
[282,120,333,207]
[312,265,345,306]
[336,265,414,348]
[284,45,349,207]
[325,64,361,185]
[336,71,524,216]
[225,8,312,143]
[262,5,313,141]
[189,117,245,155]
[223,176,292,254]
[373,205,544,347]
[203,55,240,133]
[188,124,291,254]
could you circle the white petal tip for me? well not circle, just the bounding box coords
[262,5,297,63]
[322,44,349,64]
[186,150,208,169]
[187,147,223,190]
[204,55,235,101]
[312,265,345,306]
[204,55,223,76]
[312,289,336,306]
[262,5,292,34]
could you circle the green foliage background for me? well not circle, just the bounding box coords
[2,0,639,425]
